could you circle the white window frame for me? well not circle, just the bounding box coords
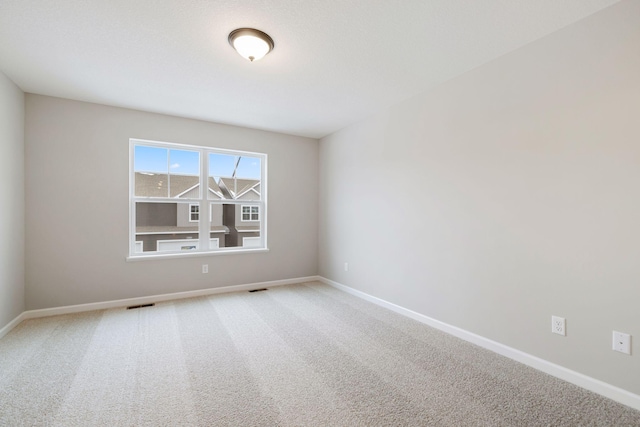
[128,138,268,260]
[189,203,199,222]
[241,205,259,222]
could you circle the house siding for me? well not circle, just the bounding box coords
[136,202,177,227]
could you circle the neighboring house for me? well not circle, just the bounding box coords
[134,173,261,252]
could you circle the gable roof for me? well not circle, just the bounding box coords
[134,173,257,199]
[218,178,260,200]
[135,173,199,198]
[208,177,222,196]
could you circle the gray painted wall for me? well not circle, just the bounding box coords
[319,1,640,395]
[0,72,25,330]
[25,95,318,310]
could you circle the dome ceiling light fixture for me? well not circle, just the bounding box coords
[228,28,274,62]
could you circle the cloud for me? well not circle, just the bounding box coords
[170,163,180,169]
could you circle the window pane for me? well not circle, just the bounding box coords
[169,149,200,198]
[209,153,261,201]
[169,149,199,175]
[135,146,169,197]
[209,153,237,178]
[240,205,259,222]
[131,140,266,257]
[135,146,168,173]
[189,204,199,222]
[135,202,199,252]
[211,203,260,248]
[135,146,201,199]
[235,156,261,179]
[135,173,169,198]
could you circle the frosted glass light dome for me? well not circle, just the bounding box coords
[228,28,274,62]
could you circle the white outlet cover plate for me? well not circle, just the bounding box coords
[612,331,631,355]
[551,316,566,336]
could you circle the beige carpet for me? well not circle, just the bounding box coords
[1,282,639,426]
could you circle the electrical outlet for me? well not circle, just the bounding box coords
[612,331,631,355]
[344,262,349,272]
[202,264,208,274]
[551,316,566,336]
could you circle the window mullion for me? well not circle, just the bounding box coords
[198,148,208,251]
[167,149,171,198]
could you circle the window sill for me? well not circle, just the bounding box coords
[126,247,269,262]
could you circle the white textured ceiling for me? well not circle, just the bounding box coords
[0,0,620,138]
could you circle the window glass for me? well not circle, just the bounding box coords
[189,204,199,222]
[241,205,259,221]
[169,149,200,199]
[134,202,199,253]
[213,203,261,248]
[134,146,200,199]
[209,153,261,202]
[131,140,266,257]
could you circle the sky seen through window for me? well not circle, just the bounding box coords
[134,146,260,179]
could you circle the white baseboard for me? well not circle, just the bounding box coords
[0,312,27,340]
[1,276,320,329]
[319,276,640,412]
